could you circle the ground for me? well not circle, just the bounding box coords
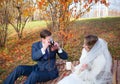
[0,17,120,83]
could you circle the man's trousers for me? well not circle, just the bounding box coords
[4,65,58,84]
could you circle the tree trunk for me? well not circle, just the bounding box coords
[0,31,5,48]
[0,28,7,48]
[17,31,22,39]
[0,6,9,48]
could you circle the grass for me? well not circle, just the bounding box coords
[25,20,47,29]
[0,17,120,83]
[73,17,120,59]
[8,20,48,37]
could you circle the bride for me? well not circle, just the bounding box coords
[58,35,112,84]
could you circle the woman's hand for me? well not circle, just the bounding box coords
[80,64,88,71]
[71,63,75,72]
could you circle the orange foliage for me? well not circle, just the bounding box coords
[105,2,109,7]
[38,0,49,9]
[63,4,67,10]
[100,0,106,4]
[0,0,4,5]
[95,0,99,3]
[88,0,92,4]
[38,1,43,9]
[67,0,73,2]
[16,0,23,5]
[58,30,74,45]
[23,9,29,17]
[83,3,88,8]
[74,0,79,3]
[36,0,109,46]
[22,7,35,17]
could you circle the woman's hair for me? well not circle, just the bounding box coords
[40,29,51,38]
[84,35,98,49]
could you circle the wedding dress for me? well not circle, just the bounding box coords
[58,38,112,84]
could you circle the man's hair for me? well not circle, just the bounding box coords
[40,29,51,38]
[84,34,98,49]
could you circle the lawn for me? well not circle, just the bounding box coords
[8,20,48,37]
[0,17,120,83]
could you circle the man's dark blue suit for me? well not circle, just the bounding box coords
[4,41,68,84]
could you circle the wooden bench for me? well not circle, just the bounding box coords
[112,60,120,84]
[16,59,120,84]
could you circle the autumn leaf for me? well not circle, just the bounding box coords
[63,5,67,11]
[83,3,88,8]
[74,0,79,3]
[16,0,23,4]
[95,0,99,3]
[100,0,106,4]
[88,0,92,4]
[44,2,49,6]
[23,9,29,17]
[67,0,73,3]
[41,0,45,2]
[87,7,91,12]
[0,0,4,8]
[105,2,109,7]
[38,1,43,9]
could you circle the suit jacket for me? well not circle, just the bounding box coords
[31,41,68,71]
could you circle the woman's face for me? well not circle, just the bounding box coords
[83,39,90,52]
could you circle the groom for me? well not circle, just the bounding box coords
[4,29,68,84]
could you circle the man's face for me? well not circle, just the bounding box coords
[42,36,52,44]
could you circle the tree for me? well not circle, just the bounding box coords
[9,0,35,39]
[0,0,36,48]
[0,0,11,48]
[37,0,109,47]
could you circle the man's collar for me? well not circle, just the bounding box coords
[39,41,43,48]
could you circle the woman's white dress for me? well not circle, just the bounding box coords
[58,38,112,84]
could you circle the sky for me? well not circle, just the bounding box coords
[33,0,120,11]
[108,0,120,11]
[68,0,120,17]
[89,0,120,11]
[33,0,120,17]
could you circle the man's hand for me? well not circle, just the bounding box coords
[50,42,60,51]
[43,40,50,51]
[54,42,60,49]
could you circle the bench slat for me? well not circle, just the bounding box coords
[112,60,118,84]
[117,67,120,84]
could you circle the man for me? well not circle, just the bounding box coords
[4,29,68,84]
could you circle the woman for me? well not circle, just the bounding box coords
[58,35,112,84]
